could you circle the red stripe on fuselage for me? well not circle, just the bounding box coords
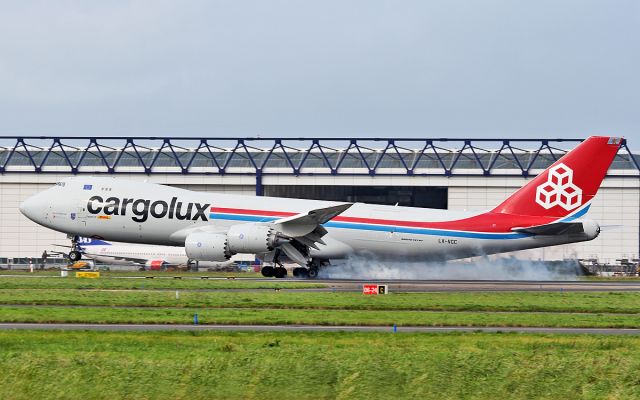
[210,207,559,233]
[211,207,295,217]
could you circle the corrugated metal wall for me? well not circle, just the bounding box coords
[1,174,637,262]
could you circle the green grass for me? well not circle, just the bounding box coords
[2,305,640,328]
[0,276,323,290]
[2,288,640,328]
[1,289,640,314]
[2,330,640,399]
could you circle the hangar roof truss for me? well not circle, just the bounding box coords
[0,137,638,177]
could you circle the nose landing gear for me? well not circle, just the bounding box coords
[68,236,82,261]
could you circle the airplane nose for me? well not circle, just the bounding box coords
[20,193,47,223]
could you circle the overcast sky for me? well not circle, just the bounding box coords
[0,1,638,144]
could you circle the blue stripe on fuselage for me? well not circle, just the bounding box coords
[559,204,591,222]
[208,213,530,240]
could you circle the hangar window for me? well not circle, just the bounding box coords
[265,185,448,209]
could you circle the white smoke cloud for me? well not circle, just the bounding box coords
[319,254,583,281]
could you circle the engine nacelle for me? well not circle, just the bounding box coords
[145,260,166,271]
[227,223,283,254]
[185,232,231,262]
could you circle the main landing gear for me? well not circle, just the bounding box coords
[292,267,309,278]
[68,236,82,262]
[291,259,326,279]
[261,265,287,278]
[261,249,288,278]
[259,251,328,280]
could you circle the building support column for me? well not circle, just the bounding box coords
[255,171,263,196]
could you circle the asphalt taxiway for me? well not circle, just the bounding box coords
[317,279,640,292]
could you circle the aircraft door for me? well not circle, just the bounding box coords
[76,204,88,227]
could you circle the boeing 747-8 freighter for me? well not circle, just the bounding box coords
[20,136,621,278]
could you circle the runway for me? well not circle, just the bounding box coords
[302,279,640,292]
[1,322,640,335]
[3,273,640,291]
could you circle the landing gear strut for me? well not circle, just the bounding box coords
[68,236,82,262]
[260,249,287,278]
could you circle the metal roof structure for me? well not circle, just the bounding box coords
[0,136,638,177]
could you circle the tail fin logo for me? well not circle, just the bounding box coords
[535,163,583,210]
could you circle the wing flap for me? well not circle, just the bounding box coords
[279,242,308,266]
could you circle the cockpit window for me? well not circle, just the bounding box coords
[54,182,66,187]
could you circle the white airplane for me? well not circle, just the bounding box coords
[51,237,238,270]
[20,136,621,278]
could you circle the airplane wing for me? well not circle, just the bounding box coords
[274,203,352,238]
[272,203,352,265]
[512,222,585,236]
[169,203,352,266]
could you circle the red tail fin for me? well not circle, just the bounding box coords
[492,136,622,217]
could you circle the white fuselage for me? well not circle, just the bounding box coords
[79,243,189,266]
[21,177,598,263]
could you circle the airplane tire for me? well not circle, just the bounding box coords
[261,266,275,277]
[69,251,82,262]
[274,267,287,279]
[307,267,319,279]
[293,267,308,278]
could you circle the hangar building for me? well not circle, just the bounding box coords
[1,136,638,264]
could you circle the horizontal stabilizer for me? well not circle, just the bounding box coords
[512,222,584,236]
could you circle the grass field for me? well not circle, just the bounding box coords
[1,276,640,328]
[3,305,640,328]
[2,276,640,398]
[1,289,640,328]
[0,276,323,290]
[1,289,639,313]
[2,330,640,400]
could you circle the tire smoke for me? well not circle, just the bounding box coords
[319,255,583,281]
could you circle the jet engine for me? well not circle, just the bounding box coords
[185,232,231,262]
[185,224,289,262]
[145,260,166,271]
[226,224,286,253]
